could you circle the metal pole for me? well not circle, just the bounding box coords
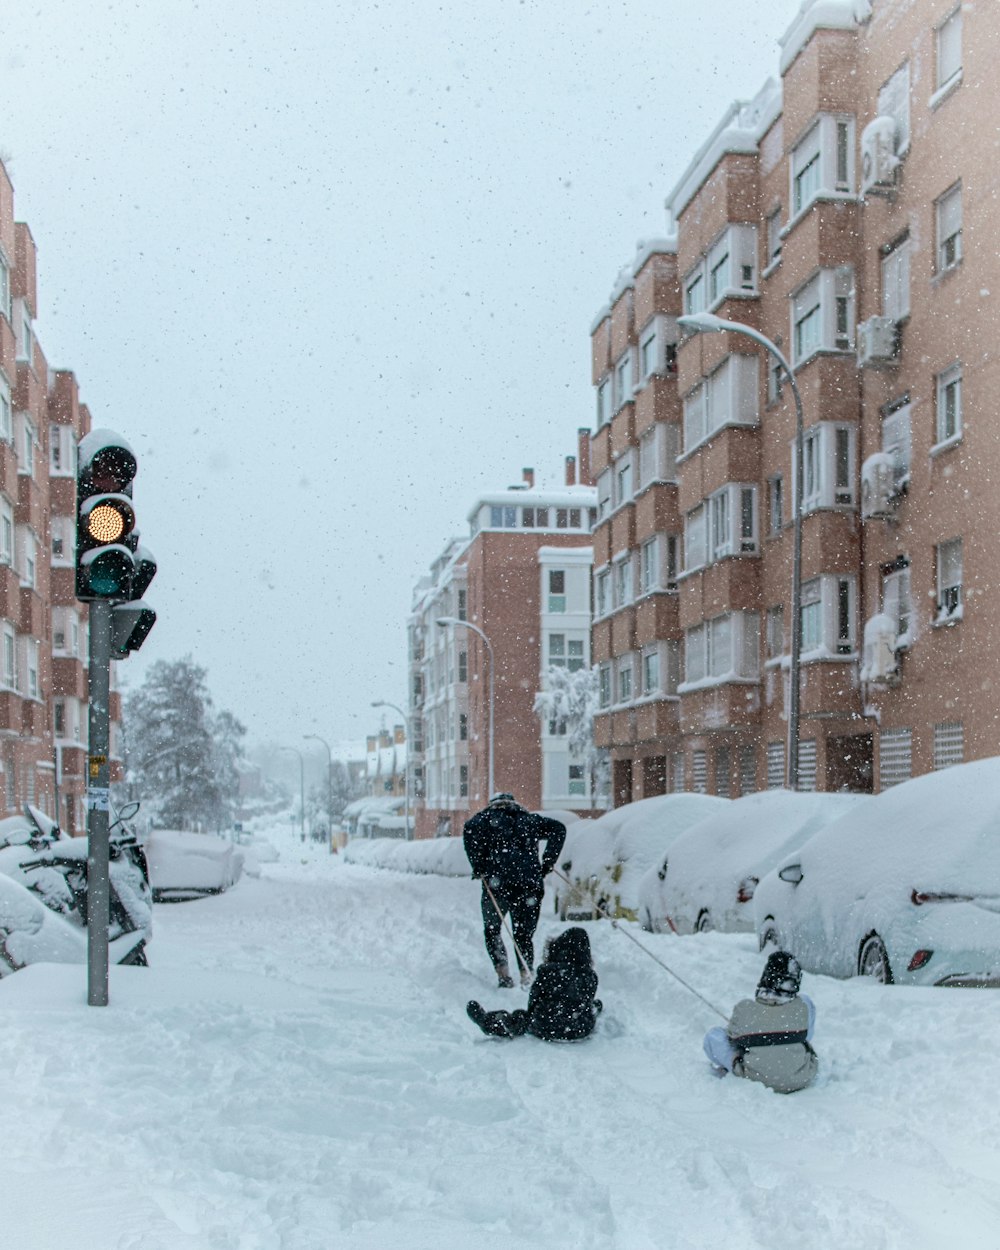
[86,600,112,1006]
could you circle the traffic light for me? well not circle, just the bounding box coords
[76,428,138,602]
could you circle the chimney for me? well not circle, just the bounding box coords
[393,724,405,745]
[565,455,577,486]
[522,467,535,488]
[577,427,594,486]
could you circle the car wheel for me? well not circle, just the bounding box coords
[696,910,713,933]
[859,933,894,984]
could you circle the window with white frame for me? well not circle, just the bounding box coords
[17,305,34,366]
[2,622,14,688]
[935,363,961,446]
[768,475,783,536]
[0,251,9,322]
[881,235,910,322]
[792,268,855,363]
[639,536,659,595]
[595,377,611,430]
[489,504,517,528]
[684,265,705,316]
[598,663,611,708]
[665,535,678,589]
[882,399,911,487]
[548,633,585,672]
[799,423,855,512]
[25,639,38,700]
[791,115,855,216]
[638,315,677,383]
[595,568,609,617]
[683,354,759,452]
[614,351,632,411]
[521,506,549,528]
[568,764,586,797]
[933,720,963,770]
[20,529,36,590]
[682,612,760,686]
[19,416,35,478]
[613,555,633,608]
[706,483,758,559]
[766,356,785,406]
[685,503,707,574]
[642,646,659,696]
[800,575,855,657]
[548,569,566,612]
[613,452,634,508]
[879,728,912,789]
[638,421,679,488]
[766,605,784,659]
[936,7,962,92]
[878,62,911,155]
[0,374,10,446]
[766,208,782,270]
[616,654,634,704]
[641,640,680,697]
[936,537,962,621]
[0,497,11,566]
[597,469,612,519]
[882,559,912,646]
[554,506,582,529]
[706,224,758,306]
[936,183,962,272]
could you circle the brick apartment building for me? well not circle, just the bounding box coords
[409,445,597,838]
[0,159,121,832]
[590,0,996,801]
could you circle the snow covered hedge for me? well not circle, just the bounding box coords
[343,836,472,877]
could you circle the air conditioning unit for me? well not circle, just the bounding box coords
[861,613,899,683]
[861,116,898,197]
[861,452,897,520]
[857,315,898,368]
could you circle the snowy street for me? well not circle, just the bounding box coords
[4,839,1000,1250]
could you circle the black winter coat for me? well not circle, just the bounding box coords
[463,801,566,895]
[526,928,600,1041]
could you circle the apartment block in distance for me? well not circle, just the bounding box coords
[0,159,123,831]
[409,441,597,838]
[590,0,998,801]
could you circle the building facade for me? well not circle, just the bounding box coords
[365,724,407,799]
[409,448,597,838]
[0,159,121,832]
[591,0,996,800]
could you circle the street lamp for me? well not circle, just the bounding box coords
[279,745,306,841]
[304,733,333,847]
[370,701,411,840]
[677,310,804,790]
[436,616,495,799]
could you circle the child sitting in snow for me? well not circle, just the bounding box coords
[466,927,602,1041]
[703,950,818,1094]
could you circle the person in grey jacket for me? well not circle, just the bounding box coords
[703,951,818,1094]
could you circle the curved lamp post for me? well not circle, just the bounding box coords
[370,700,411,839]
[436,616,495,799]
[303,733,333,845]
[279,745,306,841]
[677,310,804,790]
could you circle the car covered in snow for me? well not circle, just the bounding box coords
[553,794,729,921]
[145,828,244,901]
[639,789,867,935]
[753,757,1000,987]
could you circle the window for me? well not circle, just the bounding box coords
[882,399,912,487]
[936,7,962,92]
[791,115,855,216]
[878,62,911,155]
[20,418,35,478]
[595,568,609,617]
[555,506,582,529]
[548,569,566,612]
[640,537,660,595]
[682,612,760,687]
[459,765,469,798]
[614,352,632,411]
[766,208,782,269]
[881,235,910,322]
[936,184,962,272]
[768,476,783,535]
[798,423,855,511]
[705,224,758,306]
[20,530,37,590]
[879,728,912,789]
[933,721,964,770]
[637,318,678,381]
[595,377,611,430]
[614,454,633,508]
[715,747,731,799]
[703,484,758,560]
[54,701,66,737]
[739,745,757,796]
[458,650,467,682]
[18,306,34,366]
[935,364,962,446]
[26,640,38,700]
[459,713,467,741]
[691,751,708,795]
[0,498,12,565]
[598,663,611,708]
[548,634,583,670]
[457,589,467,621]
[665,535,679,590]
[640,324,658,380]
[882,560,912,645]
[0,252,9,322]
[638,422,679,488]
[489,504,517,528]
[642,647,659,696]
[800,575,856,657]
[936,537,962,622]
[792,269,855,363]
[616,655,633,704]
[682,354,759,452]
[613,556,632,608]
[522,506,549,528]
[597,469,611,519]
[766,606,784,659]
[2,623,14,688]
[568,764,586,797]
[684,266,705,316]
[0,374,10,445]
[549,716,567,736]
[684,504,707,574]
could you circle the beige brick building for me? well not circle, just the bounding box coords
[590,0,995,801]
[0,159,122,831]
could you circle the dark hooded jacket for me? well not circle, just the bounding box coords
[526,928,600,1041]
[463,800,566,895]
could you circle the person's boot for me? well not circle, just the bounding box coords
[466,1001,488,1031]
[496,964,515,988]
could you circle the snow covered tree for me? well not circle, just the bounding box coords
[533,665,610,810]
[125,656,245,831]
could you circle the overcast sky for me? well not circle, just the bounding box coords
[0,0,803,771]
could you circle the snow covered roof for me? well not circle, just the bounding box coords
[590,236,678,334]
[466,484,597,522]
[778,0,873,75]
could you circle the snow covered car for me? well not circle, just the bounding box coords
[753,757,1000,987]
[640,790,867,935]
[555,795,729,921]
[145,829,244,901]
[551,817,606,920]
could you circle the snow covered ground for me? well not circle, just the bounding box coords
[3,829,1000,1250]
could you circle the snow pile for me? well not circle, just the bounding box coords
[344,834,472,876]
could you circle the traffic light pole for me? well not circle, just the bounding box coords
[86,601,112,1007]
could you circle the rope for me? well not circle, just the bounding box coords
[549,867,727,1022]
[482,878,532,976]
